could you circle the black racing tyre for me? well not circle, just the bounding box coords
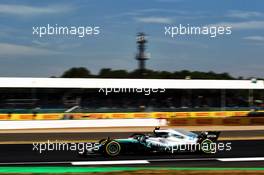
[200,139,216,154]
[104,140,121,157]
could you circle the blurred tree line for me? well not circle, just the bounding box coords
[60,67,239,80]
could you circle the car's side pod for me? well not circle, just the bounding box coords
[198,131,221,142]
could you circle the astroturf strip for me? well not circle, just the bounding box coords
[0,167,264,173]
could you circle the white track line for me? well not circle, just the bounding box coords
[0,161,71,165]
[149,157,264,162]
[71,160,149,165]
[148,158,216,162]
[218,157,264,162]
[0,157,263,165]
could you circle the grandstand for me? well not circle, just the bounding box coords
[0,78,263,115]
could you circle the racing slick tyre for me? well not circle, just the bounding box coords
[200,139,216,154]
[104,140,121,157]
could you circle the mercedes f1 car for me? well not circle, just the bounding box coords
[81,127,220,157]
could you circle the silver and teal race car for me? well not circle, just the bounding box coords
[81,127,221,157]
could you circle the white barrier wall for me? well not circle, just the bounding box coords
[0,119,167,130]
[0,77,263,89]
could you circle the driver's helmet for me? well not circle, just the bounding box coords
[153,127,160,134]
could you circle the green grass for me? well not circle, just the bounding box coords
[0,167,263,173]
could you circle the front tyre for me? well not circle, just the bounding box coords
[104,141,121,157]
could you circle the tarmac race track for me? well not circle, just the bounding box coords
[0,131,263,167]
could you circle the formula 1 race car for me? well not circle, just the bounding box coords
[81,127,221,157]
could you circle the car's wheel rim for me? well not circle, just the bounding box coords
[109,144,118,153]
[106,142,121,156]
[201,139,215,153]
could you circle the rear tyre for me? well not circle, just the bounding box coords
[201,139,216,154]
[104,140,121,157]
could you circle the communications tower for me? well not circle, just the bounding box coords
[136,32,150,71]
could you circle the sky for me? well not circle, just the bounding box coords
[0,0,263,78]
